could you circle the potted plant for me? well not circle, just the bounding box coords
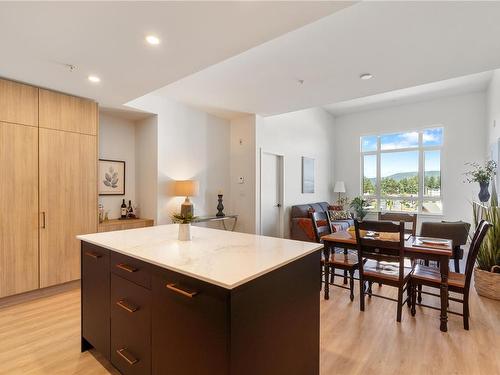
[350,196,369,221]
[464,160,497,202]
[472,195,500,300]
[171,212,198,241]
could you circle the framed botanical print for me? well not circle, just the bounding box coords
[302,156,315,193]
[99,159,125,195]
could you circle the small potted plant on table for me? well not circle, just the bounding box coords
[171,212,197,241]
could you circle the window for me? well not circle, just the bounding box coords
[361,128,443,214]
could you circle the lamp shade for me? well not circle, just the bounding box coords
[333,181,346,193]
[174,180,199,197]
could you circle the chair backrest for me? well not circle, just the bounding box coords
[464,220,492,290]
[354,219,406,281]
[420,221,471,247]
[378,212,417,236]
[310,211,332,243]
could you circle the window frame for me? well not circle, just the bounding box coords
[360,127,443,215]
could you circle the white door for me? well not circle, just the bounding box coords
[261,152,283,237]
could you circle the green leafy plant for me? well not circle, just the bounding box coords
[472,181,500,272]
[170,212,198,224]
[350,196,369,221]
[464,160,497,184]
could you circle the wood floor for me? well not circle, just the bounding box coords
[0,281,498,374]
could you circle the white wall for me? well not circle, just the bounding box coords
[135,115,158,222]
[487,69,500,148]
[229,115,257,233]
[334,92,487,225]
[256,107,335,237]
[99,113,136,219]
[127,95,231,225]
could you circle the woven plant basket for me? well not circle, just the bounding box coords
[474,267,500,300]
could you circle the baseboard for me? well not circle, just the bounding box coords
[0,280,80,309]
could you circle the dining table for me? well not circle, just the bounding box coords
[321,230,453,332]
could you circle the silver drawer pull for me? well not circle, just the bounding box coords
[116,348,139,365]
[166,283,198,298]
[116,299,139,313]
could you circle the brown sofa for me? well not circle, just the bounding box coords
[290,201,354,242]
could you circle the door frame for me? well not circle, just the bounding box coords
[259,149,285,238]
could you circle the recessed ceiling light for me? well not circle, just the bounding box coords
[88,75,101,83]
[360,73,373,80]
[146,35,160,45]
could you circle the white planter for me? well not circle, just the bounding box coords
[178,223,192,241]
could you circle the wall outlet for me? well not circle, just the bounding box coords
[238,176,245,184]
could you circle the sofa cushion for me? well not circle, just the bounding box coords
[328,210,351,220]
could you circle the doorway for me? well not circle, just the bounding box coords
[260,151,284,238]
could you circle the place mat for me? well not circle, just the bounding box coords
[413,237,450,249]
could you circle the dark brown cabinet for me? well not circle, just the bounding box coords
[152,270,229,375]
[81,242,110,359]
[81,241,320,375]
[111,274,151,375]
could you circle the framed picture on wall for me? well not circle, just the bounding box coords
[99,159,125,195]
[302,156,315,193]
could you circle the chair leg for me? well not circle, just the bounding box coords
[368,281,373,298]
[454,257,460,273]
[417,284,422,303]
[396,287,404,322]
[463,294,470,330]
[411,283,417,316]
[330,267,335,284]
[343,269,348,285]
[359,277,365,311]
[323,265,330,300]
[407,281,412,309]
[349,270,354,302]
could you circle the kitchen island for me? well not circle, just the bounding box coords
[77,224,322,375]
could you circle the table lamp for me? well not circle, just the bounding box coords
[333,181,346,203]
[174,180,199,217]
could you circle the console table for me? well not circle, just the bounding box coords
[193,214,238,231]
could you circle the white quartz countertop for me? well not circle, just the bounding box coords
[77,224,322,289]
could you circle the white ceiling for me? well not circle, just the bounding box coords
[324,70,494,117]
[0,1,352,110]
[152,1,500,119]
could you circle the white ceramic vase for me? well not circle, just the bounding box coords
[178,223,192,241]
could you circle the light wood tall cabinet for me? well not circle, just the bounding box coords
[0,121,39,298]
[0,77,98,297]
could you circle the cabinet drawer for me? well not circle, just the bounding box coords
[81,243,110,359]
[111,274,151,375]
[111,252,151,289]
[151,268,229,375]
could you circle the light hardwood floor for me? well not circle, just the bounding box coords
[0,281,498,374]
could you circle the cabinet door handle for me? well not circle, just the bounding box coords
[115,263,138,273]
[116,348,139,365]
[116,299,139,313]
[166,283,198,298]
[84,251,102,259]
[41,212,46,229]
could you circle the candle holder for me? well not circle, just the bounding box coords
[216,194,225,217]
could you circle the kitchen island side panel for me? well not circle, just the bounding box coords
[229,250,321,375]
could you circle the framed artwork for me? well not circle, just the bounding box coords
[302,156,315,193]
[99,159,125,195]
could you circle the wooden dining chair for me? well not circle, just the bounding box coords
[410,220,491,330]
[354,220,414,322]
[310,211,359,301]
[378,212,417,236]
[420,221,471,273]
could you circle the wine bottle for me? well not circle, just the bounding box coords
[127,200,133,218]
[121,199,127,219]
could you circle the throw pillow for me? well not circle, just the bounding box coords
[328,210,351,221]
